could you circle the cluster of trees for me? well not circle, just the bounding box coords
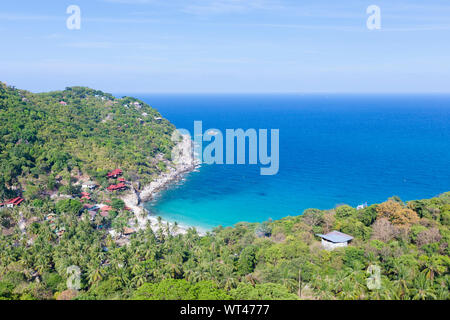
[0,192,449,300]
[0,82,175,200]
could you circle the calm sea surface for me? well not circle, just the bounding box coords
[130,94,450,230]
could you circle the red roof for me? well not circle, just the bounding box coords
[107,183,127,191]
[5,197,24,206]
[107,169,123,178]
[118,177,126,182]
[101,206,113,211]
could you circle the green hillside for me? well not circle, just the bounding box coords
[0,82,175,200]
[1,189,449,300]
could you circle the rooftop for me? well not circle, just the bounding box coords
[316,231,353,243]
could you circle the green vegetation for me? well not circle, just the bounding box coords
[0,192,449,300]
[0,82,448,300]
[0,81,175,200]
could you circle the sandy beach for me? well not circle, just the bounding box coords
[120,132,203,236]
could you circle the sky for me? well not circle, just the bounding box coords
[0,0,450,93]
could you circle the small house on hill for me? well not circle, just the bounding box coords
[1,197,24,208]
[99,206,113,217]
[101,205,113,211]
[107,183,127,192]
[80,192,91,201]
[82,181,97,190]
[123,227,136,236]
[316,231,353,250]
[56,227,66,237]
[107,169,123,179]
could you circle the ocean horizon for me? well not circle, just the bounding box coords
[122,94,450,231]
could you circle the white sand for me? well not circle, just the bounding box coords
[121,133,204,236]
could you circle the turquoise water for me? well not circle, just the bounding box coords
[134,94,450,230]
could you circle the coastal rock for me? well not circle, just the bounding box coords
[122,188,140,206]
[123,133,199,235]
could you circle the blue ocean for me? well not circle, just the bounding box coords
[133,94,450,231]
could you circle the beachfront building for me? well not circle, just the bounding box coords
[316,231,353,250]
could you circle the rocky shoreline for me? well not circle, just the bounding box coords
[121,133,202,235]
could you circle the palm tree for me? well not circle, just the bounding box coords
[88,266,104,285]
[163,254,183,278]
[411,273,436,300]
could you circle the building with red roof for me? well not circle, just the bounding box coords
[80,192,91,201]
[123,227,136,236]
[100,206,113,217]
[107,183,127,192]
[1,197,24,208]
[81,195,91,201]
[107,169,123,178]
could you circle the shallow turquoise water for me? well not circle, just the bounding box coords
[134,94,450,230]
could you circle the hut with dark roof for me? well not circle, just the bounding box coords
[316,231,353,250]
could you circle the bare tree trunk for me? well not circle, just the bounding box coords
[298,268,302,298]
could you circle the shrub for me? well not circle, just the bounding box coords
[336,205,357,219]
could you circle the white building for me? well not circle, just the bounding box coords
[82,181,97,190]
[316,231,353,250]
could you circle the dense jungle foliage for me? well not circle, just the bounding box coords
[1,192,449,300]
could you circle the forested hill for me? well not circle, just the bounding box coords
[0,82,175,199]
